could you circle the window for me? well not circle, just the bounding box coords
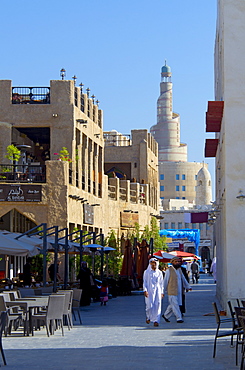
[185,223,189,228]
[164,223,169,229]
[195,175,197,180]
[160,174,164,180]
[178,222,182,229]
[176,197,180,199]
[182,186,186,191]
[176,174,179,180]
[176,185,179,191]
[182,197,186,199]
[199,223,203,230]
[171,222,175,229]
[182,174,186,180]
[192,223,196,229]
[160,185,165,191]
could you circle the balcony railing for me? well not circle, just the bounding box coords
[0,165,46,183]
[12,87,50,104]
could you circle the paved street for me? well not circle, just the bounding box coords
[2,275,238,370]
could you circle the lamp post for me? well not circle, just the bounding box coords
[60,68,66,80]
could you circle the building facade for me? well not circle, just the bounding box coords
[205,0,245,306]
[0,78,159,277]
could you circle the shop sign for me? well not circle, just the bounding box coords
[84,204,94,225]
[121,212,139,228]
[0,184,42,202]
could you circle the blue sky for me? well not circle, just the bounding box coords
[0,0,217,194]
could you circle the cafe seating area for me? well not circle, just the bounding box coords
[212,299,245,369]
[0,287,83,339]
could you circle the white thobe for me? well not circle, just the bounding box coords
[163,267,190,321]
[143,268,164,323]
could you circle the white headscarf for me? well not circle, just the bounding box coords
[146,258,160,272]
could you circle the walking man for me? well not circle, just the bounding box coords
[143,258,164,327]
[191,259,200,284]
[162,257,191,323]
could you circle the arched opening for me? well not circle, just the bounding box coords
[0,209,36,233]
[198,180,202,186]
[0,209,37,279]
[201,246,210,261]
[186,246,195,254]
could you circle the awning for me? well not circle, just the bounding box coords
[159,229,200,249]
[0,231,41,256]
[206,101,224,132]
[205,139,219,157]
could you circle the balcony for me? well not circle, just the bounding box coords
[206,101,224,132]
[12,87,50,104]
[0,165,46,183]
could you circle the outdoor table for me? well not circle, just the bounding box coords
[6,297,49,336]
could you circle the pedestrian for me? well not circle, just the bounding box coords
[162,257,192,323]
[77,261,93,306]
[143,258,164,327]
[210,257,217,283]
[191,259,200,284]
[48,261,61,282]
[23,257,32,287]
[99,279,109,306]
[180,263,189,316]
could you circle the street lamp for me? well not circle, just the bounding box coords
[60,68,66,80]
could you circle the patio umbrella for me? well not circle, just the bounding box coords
[169,250,198,258]
[137,240,149,284]
[120,239,134,278]
[153,250,175,262]
[0,231,40,256]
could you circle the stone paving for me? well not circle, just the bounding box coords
[1,275,239,369]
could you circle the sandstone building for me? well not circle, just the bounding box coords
[204,0,245,306]
[0,78,159,277]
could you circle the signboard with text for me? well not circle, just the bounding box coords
[83,204,94,225]
[121,212,139,228]
[0,184,42,202]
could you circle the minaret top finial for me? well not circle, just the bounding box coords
[161,61,171,78]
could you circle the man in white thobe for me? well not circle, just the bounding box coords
[143,258,164,327]
[162,257,191,323]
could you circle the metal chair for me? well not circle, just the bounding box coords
[72,289,82,324]
[212,302,238,358]
[233,307,245,365]
[238,314,245,370]
[0,311,7,365]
